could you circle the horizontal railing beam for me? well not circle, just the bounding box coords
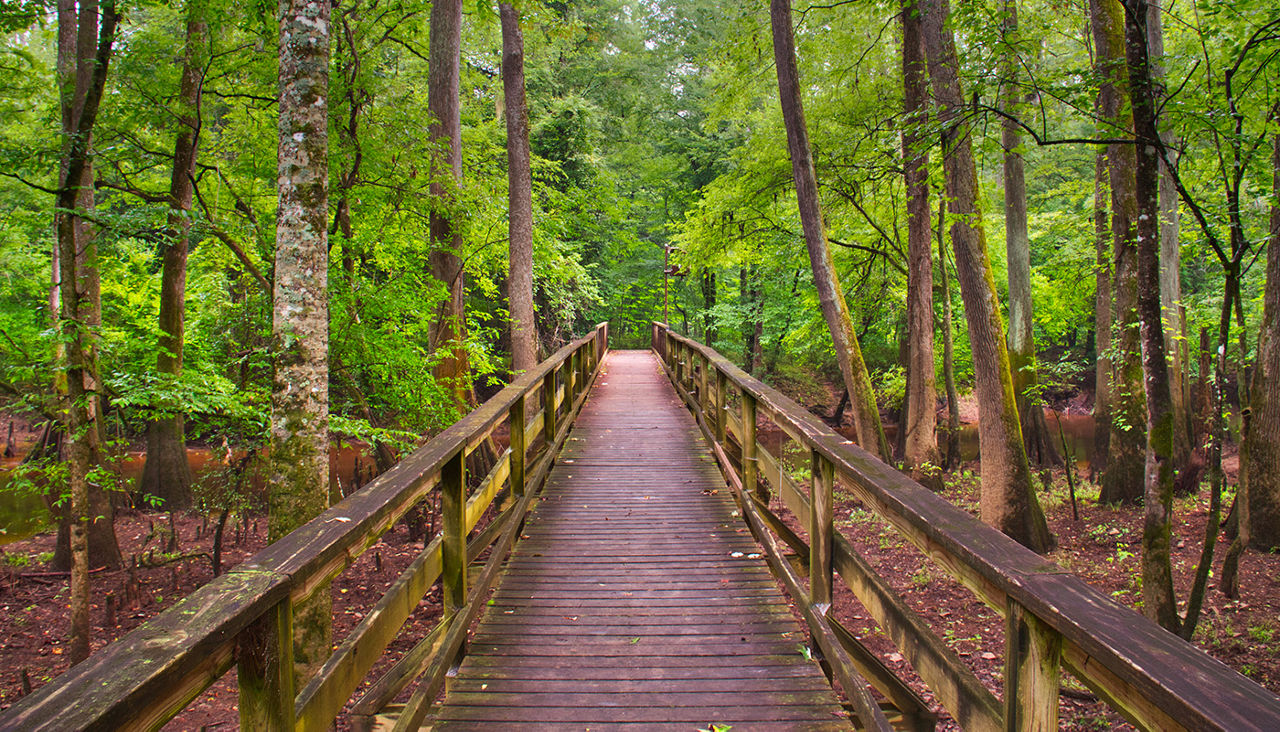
[652,323,1280,732]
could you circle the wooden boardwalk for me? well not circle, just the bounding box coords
[431,350,851,730]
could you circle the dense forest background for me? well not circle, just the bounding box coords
[0,0,1278,708]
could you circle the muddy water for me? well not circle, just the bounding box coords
[957,410,1096,467]
[0,444,380,546]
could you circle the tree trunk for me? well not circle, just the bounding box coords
[1091,146,1112,478]
[770,0,890,461]
[939,192,961,471]
[140,0,205,509]
[701,271,717,347]
[902,0,939,477]
[999,0,1058,467]
[55,0,120,665]
[272,0,331,685]
[921,0,1052,551]
[1244,135,1280,550]
[1146,0,1191,480]
[428,0,469,408]
[1124,0,1179,633]
[502,2,536,374]
[1091,0,1146,505]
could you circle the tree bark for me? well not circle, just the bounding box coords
[502,2,536,374]
[1090,0,1146,505]
[770,0,891,461]
[272,0,331,685]
[55,0,120,665]
[1123,0,1179,634]
[140,0,205,509]
[701,271,717,348]
[1146,0,1191,478]
[428,0,469,408]
[939,205,961,471]
[1091,146,1112,478]
[1244,135,1280,550]
[920,0,1052,551]
[999,0,1058,467]
[902,0,939,477]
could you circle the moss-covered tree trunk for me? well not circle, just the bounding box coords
[54,0,119,665]
[1124,0,1179,633]
[1244,135,1280,550]
[272,0,331,684]
[1000,0,1058,467]
[140,0,205,509]
[1090,0,1146,505]
[920,0,1052,551]
[428,0,469,408]
[502,2,536,374]
[770,0,891,461]
[1091,147,1113,478]
[1146,0,1191,481]
[902,0,939,477]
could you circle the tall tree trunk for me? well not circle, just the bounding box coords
[1244,135,1280,550]
[502,2,536,374]
[55,0,120,666]
[428,0,469,408]
[1091,146,1113,478]
[1124,0,1179,633]
[140,0,205,509]
[740,264,763,374]
[902,0,939,477]
[999,0,1058,467]
[1146,0,1191,479]
[1091,0,1146,505]
[702,271,717,348]
[770,0,891,461]
[272,0,331,686]
[938,204,961,471]
[920,0,1051,551]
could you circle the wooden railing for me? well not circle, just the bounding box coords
[652,322,1280,732]
[0,323,609,732]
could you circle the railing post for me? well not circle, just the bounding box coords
[441,449,467,614]
[741,391,758,499]
[714,368,727,445]
[1004,599,1063,730]
[566,350,577,403]
[510,394,526,498]
[698,353,709,418]
[237,597,295,731]
[674,341,684,386]
[810,449,834,608]
[542,369,556,443]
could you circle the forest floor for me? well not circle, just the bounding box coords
[0,399,1276,729]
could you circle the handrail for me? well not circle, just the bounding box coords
[0,322,609,732]
[652,322,1280,732]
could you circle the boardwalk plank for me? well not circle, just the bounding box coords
[429,351,851,730]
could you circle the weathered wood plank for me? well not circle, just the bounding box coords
[429,351,851,729]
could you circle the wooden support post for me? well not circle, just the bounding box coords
[810,449,834,608]
[510,396,526,498]
[566,350,577,402]
[237,597,295,731]
[674,341,684,386]
[742,391,758,499]
[699,353,709,418]
[714,369,727,444]
[441,450,467,615]
[1004,599,1062,731]
[542,370,556,441]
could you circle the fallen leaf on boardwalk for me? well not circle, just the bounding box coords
[981,652,998,660]
[730,551,745,558]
